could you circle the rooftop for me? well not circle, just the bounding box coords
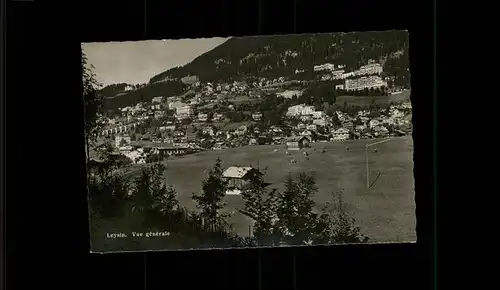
[222,166,255,179]
[287,136,309,142]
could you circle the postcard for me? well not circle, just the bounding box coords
[82,31,414,253]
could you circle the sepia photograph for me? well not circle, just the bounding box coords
[82,31,415,253]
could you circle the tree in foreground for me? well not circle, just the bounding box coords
[275,173,320,245]
[239,168,280,246]
[82,50,104,146]
[87,141,130,219]
[87,162,129,219]
[240,171,370,246]
[191,157,229,232]
[313,191,369,244]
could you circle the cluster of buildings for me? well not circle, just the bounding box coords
[251,77,287,88]
[201,81,249,96]
[286,104,317,118]
[93,65,411,168]
[168,100,195,120]
[284,102,412,143]
[316,60,388,91]
[342,76,388,91]
[314,63,346,72]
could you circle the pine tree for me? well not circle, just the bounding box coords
[87,164,129,219]
[82,50,104,146]
[313,191,369,244]
[293,173,319,243]
[275,173,319,245]
[192,157,228,231]
[239,169,279,245]
[275,174,297,243]
[148,164,178,216]
[130,166,156,214]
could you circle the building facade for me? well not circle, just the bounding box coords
[355,63,383,76]
[152,96,164,103]
[314,63,336,72]
[176,105,194,119]
[331,128,350,141]
[345,76,388,91]
[286,104,315,117]
[115,136,131,148]
[252,112,263,121]
[222,167,263,191]
[286,136,310,150]
[198,113,208,122]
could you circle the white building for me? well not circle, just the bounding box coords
[342,121,354,131]
[331,128,350,141]
[382,118,395,125]
[358,110,370,117]
[166,96,179,103]
[341,72,356,79]
[355,124,367,132]
[314,63,335,72]
[115,135,131,148]
[286,104,315,117]
[373,125,389,137]
[306,124,318,131]
[333,69,345,77]
[168,101,187,110]
[400,102,412,109]
[154,111,164,119]
[202,126,215,136]
[313,119,326,126]
[355,63,383,76]
[236,125,248,136]
[369,119,380,128]
[176,105,194,120]
[252,112,263,121]
[345,76,387,91]
[159,125,176,132]
[300,115,313,122]
[297,123,306,130]
[152,96,164,103]
[198,113,208,122]
[213,113,224,121]
[311,111,325,119]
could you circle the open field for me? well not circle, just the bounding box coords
[123,136,416,243]
[336,89,411,107]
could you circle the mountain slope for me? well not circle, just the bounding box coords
[99,31,410,112]
[149,31,410,83]
[98,80,188,111]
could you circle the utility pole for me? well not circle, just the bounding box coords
[365,145,369,189]
[365,138,393,189]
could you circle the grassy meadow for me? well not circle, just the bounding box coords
[123,135,415,243]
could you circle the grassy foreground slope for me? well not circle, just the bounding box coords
[123,136,415,242]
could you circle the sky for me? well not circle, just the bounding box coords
[82,37,230,87]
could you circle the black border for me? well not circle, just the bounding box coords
[1,0,6,290]
[6,0,434,289]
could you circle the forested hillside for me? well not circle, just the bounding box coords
[150,31,410,83]
[99,81,188,111]
[97,31,410,111]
